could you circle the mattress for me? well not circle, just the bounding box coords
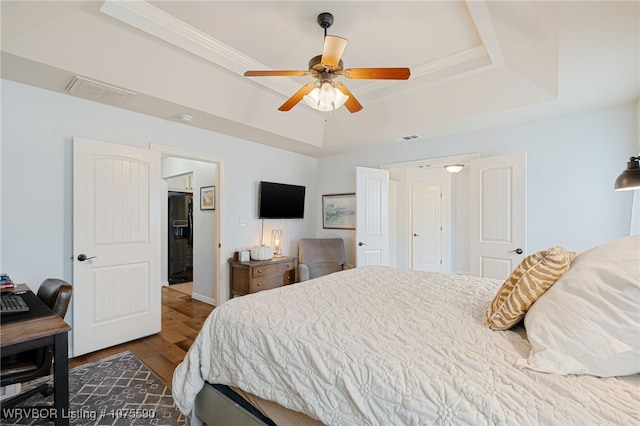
[172,265,640,425]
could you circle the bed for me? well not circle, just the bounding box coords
[172,236,639,425]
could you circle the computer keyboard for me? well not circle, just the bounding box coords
[0,294,30,314]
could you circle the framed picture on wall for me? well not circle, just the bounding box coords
[200,186,215,210]
[322,193,356,229]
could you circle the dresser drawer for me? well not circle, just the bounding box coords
[250,275,285,293]
[252,262,294,278]
[282,268,295,284]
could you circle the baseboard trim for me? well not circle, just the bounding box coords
[192,292,216,307]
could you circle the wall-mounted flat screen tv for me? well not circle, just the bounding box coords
[258,181,306,219]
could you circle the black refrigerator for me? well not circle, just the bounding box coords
[168,192,193,284]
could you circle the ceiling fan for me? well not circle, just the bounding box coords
[244,12,411,113]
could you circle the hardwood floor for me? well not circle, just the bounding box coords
[69,286,215,388]
[169,281,193,296]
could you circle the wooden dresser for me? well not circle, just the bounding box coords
[229,256,297,296]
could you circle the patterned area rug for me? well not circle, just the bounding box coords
[1,351,184,425]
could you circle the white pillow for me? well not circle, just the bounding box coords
[518,235,640,377]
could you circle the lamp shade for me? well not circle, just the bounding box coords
[271,229,283,255]
[614,156,640,191]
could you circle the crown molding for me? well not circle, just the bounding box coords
[100,0,300,96]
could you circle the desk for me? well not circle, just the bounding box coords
[0,284,71,426]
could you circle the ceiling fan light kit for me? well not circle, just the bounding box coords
[243,12,410,114]
[303,81,349,112]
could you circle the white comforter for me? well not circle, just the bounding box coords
[172,266,639,425]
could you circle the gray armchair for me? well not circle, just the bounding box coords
[298,238,350,282]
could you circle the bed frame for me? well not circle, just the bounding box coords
[188,383,276,426]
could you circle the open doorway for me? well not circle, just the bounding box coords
[382,154,479,272]
[385,168,452,271]
[153,144,226,308]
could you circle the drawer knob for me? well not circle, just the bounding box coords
[257,282,262,286]
[257,269,262,273]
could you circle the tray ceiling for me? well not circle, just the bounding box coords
[1,1,638,157]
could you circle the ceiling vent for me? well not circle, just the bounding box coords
[65,76,136,106]
[394,134,422,143]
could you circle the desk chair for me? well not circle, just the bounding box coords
[1,278,72,408]
[298,238,352,281]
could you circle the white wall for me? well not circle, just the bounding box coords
[2,78,637,290]
[0,79,318,299]
[318,102,639,268]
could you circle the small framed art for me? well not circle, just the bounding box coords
[322,193,356,229]
[200,186,215,210]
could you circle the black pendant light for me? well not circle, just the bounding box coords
[614,156,640,191]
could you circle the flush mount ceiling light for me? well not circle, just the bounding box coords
[444,164,465,174]
[178,114,193,122]
[614,156,640,191]
[243,12,410,113]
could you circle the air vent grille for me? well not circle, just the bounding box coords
[394,134,422,142]
[65,76,136,106]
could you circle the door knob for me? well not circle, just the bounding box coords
[358,242,367,247]
[77,254,97,262]
[413,233,419,237]
[508,248,523,255]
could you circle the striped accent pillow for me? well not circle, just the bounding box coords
[485,247,575,331]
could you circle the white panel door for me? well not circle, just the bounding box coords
[469,153,526,279]
[356,167,389,266]
[411,184,442,272]
[73,137,161,356]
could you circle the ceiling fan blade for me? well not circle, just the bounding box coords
[244,70,308,77]
[342,68,411,80]
[334,82,363,113]
[321,35,348,67]
[278,83,316,111]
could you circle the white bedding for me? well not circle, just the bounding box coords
[172,266,639,425]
